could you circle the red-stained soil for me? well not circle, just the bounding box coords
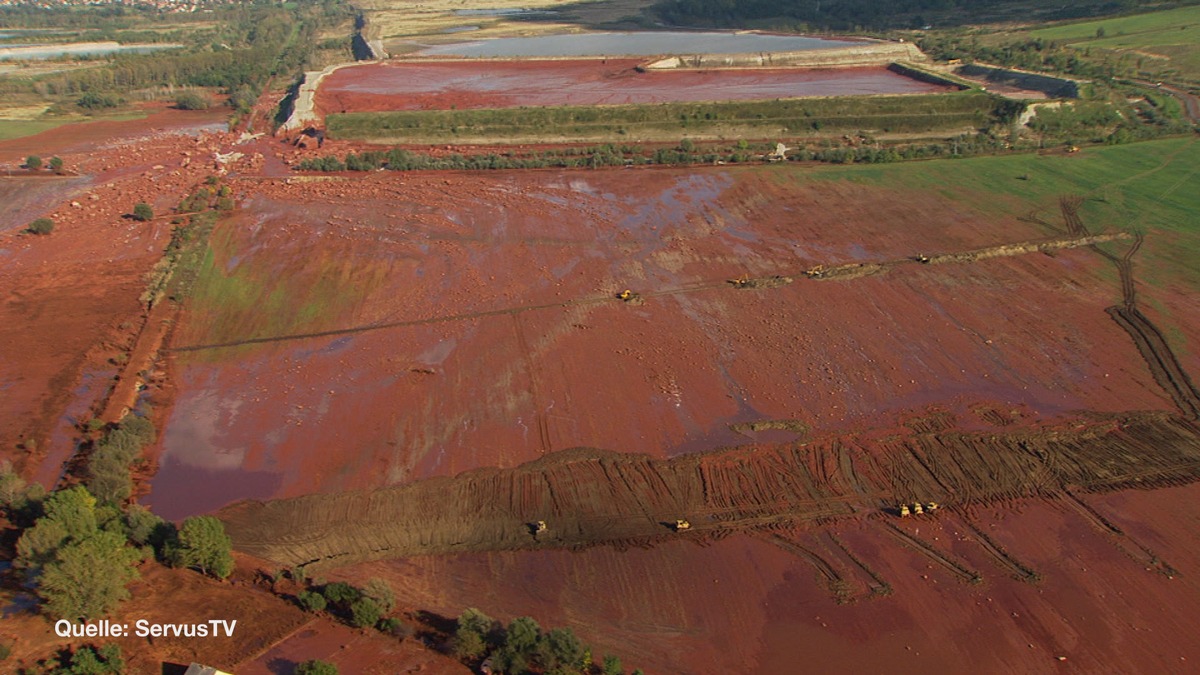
[147,167,1172,518]
[0,103,246,484]
[315,60,953,113]
[332,481,1200,674]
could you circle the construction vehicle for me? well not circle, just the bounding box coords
[915,254,931,264]
[899,504,911,517]
[674,519,691,532]
[913,502,924,515]
[1067,145,1080,153]
[529,520,547,536]
[804,265,825,279]
[728,275,750,288]
[926,502,940,511]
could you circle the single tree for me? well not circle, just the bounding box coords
[173,515,234,579]
[452,607,494,659]
[39,530,140,619]
[539,628,583,671]
[49,156,64,173]
[25,155,42,170]
[603,654,624,675]
[132,202,154,222]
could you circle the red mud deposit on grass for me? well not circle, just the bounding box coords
[0,105,242,484]
[316,59,953,113]
[334,481,1200,674]
[147,167,1172,519]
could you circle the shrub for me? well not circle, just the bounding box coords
[174,92,211,110]
[296,660,338,675]
[321,581,361,605]
[77,92,122,110]
[363,578,395,614]
[28,218,54,235]
[349,597,381,628]
[299,590,327,612]
[132,203,154,222]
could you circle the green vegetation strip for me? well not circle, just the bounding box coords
[327,92,995,142]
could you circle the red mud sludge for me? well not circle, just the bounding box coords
[149,168,1175,519]
[316,60,954,113]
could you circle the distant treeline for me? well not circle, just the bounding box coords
[652,0,1162,30]
[0,0,353,114]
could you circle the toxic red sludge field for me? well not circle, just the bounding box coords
[316,59,954,112]
[149,167,1169,515]
[115,157,1200,670]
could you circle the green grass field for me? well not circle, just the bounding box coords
[1028,5,1200,79]
[0,118,67,141]
[0,109,149,141]
[790,137,1199,290]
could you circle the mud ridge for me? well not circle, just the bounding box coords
[220,412,1200,570]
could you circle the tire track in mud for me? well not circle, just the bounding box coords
[220,412,1200,570]
[171,232,1128,353]
[955,515,1042,583]
[1059,488,1178,577]
[879,521,983,584]
[511,314,551,455]
[1060,197,1200,419]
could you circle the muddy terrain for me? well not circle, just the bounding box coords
[316,59,953,115]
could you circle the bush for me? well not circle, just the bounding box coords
[298,590,327,612]
[132,203,154,222]
[363,578,395,614]
[28,218,54,235]
[296,660,338,675]
[321,581,361,606]
[174,92,212,110]
[349,597,381,628]
[77,92,122,110]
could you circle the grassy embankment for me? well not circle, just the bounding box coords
[328,91,995,144]
[1026,5,1200,83]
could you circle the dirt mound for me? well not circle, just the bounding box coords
[220,412,1200,570]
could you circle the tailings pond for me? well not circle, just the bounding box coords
[414,31,859,57]
[318,59,953,112]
